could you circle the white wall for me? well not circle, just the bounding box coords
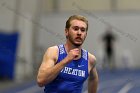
[38,12,140,68]
[15,0,42,81]
[0,0,42,81]
[0,0,17,31]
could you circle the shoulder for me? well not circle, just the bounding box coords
[88,52,96,68]
[47,45,58,51]
[45,45,58,54]
[44,45,59,61]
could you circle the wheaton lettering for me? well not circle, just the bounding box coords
[61,67,85,77]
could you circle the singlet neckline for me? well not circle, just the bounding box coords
[63,44,83,61]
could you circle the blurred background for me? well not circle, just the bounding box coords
[0,0,140,93]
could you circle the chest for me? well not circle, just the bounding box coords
[57,60,88,82]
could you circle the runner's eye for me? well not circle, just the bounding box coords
[80,28,86,32]
[73,26,79,31]
[72,26,86,32]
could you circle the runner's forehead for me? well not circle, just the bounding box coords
[70,20,87,28]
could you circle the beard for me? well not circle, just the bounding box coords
[67,35,85,47]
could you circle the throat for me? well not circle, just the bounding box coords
[73,55,82,60]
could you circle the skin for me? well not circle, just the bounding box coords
[37,19,98,93]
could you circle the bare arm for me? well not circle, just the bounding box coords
[88,54,99,93]
[37,46,70,87]
[37,46,80,87]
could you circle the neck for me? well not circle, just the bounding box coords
[64,40,82,52]
[64,40,82,60]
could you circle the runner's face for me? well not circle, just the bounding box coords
[65,19,87,47]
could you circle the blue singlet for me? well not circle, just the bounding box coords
[44,44,89,93]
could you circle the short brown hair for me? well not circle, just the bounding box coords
[65,15,88,31]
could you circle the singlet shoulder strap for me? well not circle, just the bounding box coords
[82,49,88,61]
[57,44,67,63]
[58,44,65,55]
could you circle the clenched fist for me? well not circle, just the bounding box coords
[65,48,80,62]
